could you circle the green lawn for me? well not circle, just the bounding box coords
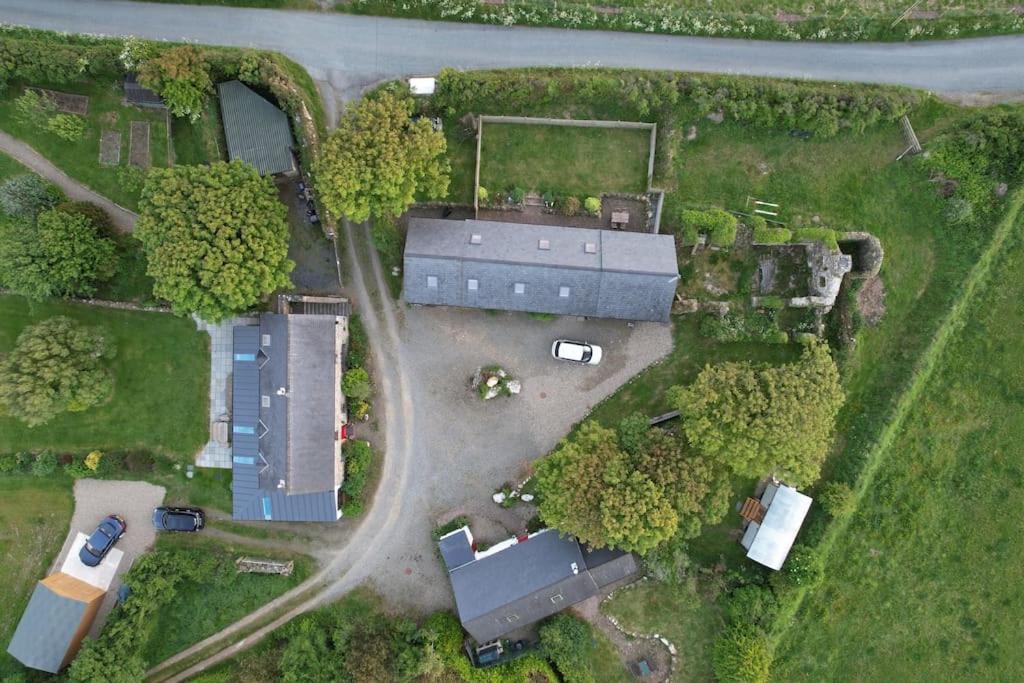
[0,151,28,180]
[773,207,1024,680]
[171,96,226,166]
[604,580,723,683]
[142,533,314,664]
[0,295,209,458]
[477,122,651,201]
[0,476,74,677]
[0,79,170,210]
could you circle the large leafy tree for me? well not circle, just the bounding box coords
[314,91,449,222]
[0,207,117,299]
[135,161,293,322]
[138,45,212,121]
[0,317,115,427]
[670,341,844,486]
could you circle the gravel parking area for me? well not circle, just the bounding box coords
[50,479,166,636]
[364,304,672,613]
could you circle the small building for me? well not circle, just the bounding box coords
[403,218,679,323]
[739,482,813,571]
[231,299,350,522]
[217,80,297,176]
[439,526,637,643]
[6,573,106,673]
[123,73,165,108]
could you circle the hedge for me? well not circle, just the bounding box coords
[753,225,792,244]
[679,208,738,248]
[791,227,839,251]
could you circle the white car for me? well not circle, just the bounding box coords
[551,339,603,366]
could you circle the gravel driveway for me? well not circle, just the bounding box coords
[50,479,166,636]
[362,304,672,613]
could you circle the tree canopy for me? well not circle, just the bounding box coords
[0,173,62,219]
[0,207,117,299]
[313,91,449,222]
[670,341,844,486]
[135,161,293,322]
[536,419,728,554]
[0,317,115,427]
[138,45,212,121]
[539,614,597,683]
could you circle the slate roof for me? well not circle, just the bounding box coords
[403,219,679,322]
[7,581,91,673]
[444,528,637,643]
[217,80,296,176]
[124,73,164,108]
[439,526,476,571]
[231,314,343,522]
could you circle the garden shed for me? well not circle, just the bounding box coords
[739,482,812,570]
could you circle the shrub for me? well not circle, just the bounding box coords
[539,614,595,683]
[477,185,489,203]
[944,197,975,226]
[0,174,63,219]
[56,201,114,236]
[432,516,470,541]
[116,165,148,193]
[746,215,767,232]
[65,455,94,479]
[752,225,792,244]
[341,440,374,516]
[722,584,779,633]
[31,451,58,477]
[342,367,372,401]
[584,196,601,216]
[139,45,212,121]
[699,309,785,344]
[85,450,103,471]
[0,452,20,474]
[562,195,581,216]
[347,315,369,369]
[780,543,824,587]
[757,296,786,309]
[712,624,772,683]
[819,481,856,518]
[791,227,839,251]
[679,208,738,247]
[13,89,55,128]
[46,113,87,141]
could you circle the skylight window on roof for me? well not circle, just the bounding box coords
[559,286,570,298]
[467,279,479,291]
[514,282,526,295]
[427,275,438,288]
[261,334,271,346]
[470,233,482,245]
[538,239,550,250]
[584,242,597,254]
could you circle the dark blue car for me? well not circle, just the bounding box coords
[79,514,126,567]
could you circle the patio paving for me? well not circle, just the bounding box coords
[194,314,257,468]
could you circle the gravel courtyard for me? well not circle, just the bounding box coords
[361,304,673,614]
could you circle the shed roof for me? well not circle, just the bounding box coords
[6,577,98,673]
[745,484,812,570]
[217,80,295,176]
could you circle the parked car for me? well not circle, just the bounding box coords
[152,506,206,532]
[551,339,603,365]
[79,514,126,567]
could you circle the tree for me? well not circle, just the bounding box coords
[539,614,596,683]
[0,317,114,427]
[712,624,773,683]
[670,341,844,486]
[599,467,677,554]
[138,45,212,121]
[0,207,117,299]
[314,91,449,222]
[0,173,62,218]
[342,367,372,401]
[135,161,293,321]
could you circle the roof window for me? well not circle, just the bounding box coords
[467,279,479,291]
[584,242,597,254]
[426,275,438,288]
[538,239,550,250]
[261,333,271,346]
[559,286,570,298]
[514,282,526,295]
[470,233,482,245]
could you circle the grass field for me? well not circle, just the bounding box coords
[0,476,74,677]
[171,97,227,166]
[0,151,27,180]
[0,79,169,210]
[477,122,651,201]
[142,533,314,664]
[773,205,1024,680]
[0,295,209,458]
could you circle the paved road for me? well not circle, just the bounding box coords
[0,131,138,232]
[3,0,1024,97]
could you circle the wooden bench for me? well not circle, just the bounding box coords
[740,497,766,524]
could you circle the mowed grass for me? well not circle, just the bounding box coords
[0,295,209,458]
[0,476,74,676]
[773,209,1024,680]
[171,97,227,166]
[0,78,169,210]
[142,533,314,663]
[478,122,651,198]
[0,151,28,180]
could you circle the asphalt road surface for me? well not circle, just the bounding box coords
[2,0,1024,97]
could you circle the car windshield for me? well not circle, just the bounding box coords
[86,527,110,552]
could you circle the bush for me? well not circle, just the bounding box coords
[562,195,581,216]
[342,367,372,401]
[722,584,779,633]
[432,516,470,541]
[752,225,792,244]
[757,295,786,309]
[347,314,369,369]
[539,614,595,683]
[679,208,737,247]
[791,227,839,251]
[712,624,772,683]
[139,45,212,121]
[341,440,374,516]
[944,197,975,226]
[477,185,489,203]
[46,113,87,141]
[819,481,856,518]
[13,89,55,128]
[56,201,114,236]
[0,452,20,474]
[31,451,58,477]
[584,196,601,216]
[116,165,148,193]
[780,543,824,587]
[699,309,785,344]
[65,455,94,479]
[0,174,63,219]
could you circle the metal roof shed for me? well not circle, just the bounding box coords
[217,80,296,176]
[742,484,812,571]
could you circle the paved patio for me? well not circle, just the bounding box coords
[194,314,257,468]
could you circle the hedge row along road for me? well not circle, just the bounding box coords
[3,0,1024,100]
